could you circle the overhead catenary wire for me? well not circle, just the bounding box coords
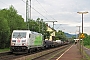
[22,0,49,20]
[35,0,56,21]
[31,7,49,20]
[0,0,8,5]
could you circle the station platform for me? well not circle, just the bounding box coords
[56,44,82,60]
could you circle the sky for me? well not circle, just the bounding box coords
[0,0,90,35]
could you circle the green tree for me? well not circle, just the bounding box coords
[7,5,26,32]
[0,17,10,48]
[55,30,66,40]
[83,33,90,46]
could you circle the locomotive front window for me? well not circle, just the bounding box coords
[13,32,26,38]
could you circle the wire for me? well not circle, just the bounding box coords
[0,0,7,5]
[22,0,49,20]
[22,0,25,3]
[35,0,56,21]
[32,7,49,20]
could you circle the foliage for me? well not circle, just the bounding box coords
[83,33,90,46]
[0,17,10,48]
[55,30,66,41]
[85,45,90,49]
[0,48,10,52]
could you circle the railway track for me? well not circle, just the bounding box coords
[0,52,20,60]
[0,44,71,60]
[0,52,29,60]
[0,52,10,57]
[31,45,71,60]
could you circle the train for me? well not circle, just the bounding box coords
[10,30,69,53]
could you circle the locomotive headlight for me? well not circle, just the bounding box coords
[22,43,26,46]
[11,43,15,46]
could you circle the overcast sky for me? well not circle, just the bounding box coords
[0,0,90,35]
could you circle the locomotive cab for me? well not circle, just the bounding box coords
[10,30,30,53]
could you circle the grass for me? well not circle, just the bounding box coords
[83,50,90,60]
[0,48,10,53]
[83,45,90,60]
[85,45,90,49]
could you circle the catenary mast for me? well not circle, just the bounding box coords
[26,0,31,30]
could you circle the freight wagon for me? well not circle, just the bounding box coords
[10,30,44,53]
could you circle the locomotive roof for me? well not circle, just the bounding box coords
[13,30,42,35]
[13,30,31,32]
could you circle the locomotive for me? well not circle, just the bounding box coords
[10,30,44,53]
